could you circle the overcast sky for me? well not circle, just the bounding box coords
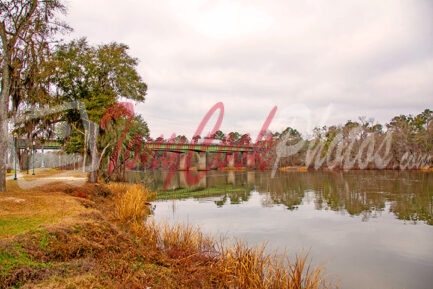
[65,0,433,139]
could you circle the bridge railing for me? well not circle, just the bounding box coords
[146,142,255,153]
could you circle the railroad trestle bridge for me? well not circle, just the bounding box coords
[15,140,271,170]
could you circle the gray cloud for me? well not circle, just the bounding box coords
[66,0,433,139]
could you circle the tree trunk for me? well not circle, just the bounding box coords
[88,122,99,183]
[82,129,88,172]
[0,63,11,192]
[0,95,8,192]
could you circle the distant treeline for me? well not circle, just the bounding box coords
[274,109,433,170]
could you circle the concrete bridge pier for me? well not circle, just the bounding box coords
[246,152,256,168]
[198,152,207,170]
[179,151,207,171]
[226,153,235,167]
[178,152,190,171]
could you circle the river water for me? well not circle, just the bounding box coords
[130,170,433,289]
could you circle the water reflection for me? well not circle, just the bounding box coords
[128,170,433,225]
[214,190,251,207]
[141,170,433,289]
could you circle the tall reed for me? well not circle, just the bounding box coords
[109,183,334,288]
[216,241,332,289]
[110,183,155,225]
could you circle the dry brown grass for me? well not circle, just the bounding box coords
[0,182,94,239]
[128,219,334,289]
[159,222,216,260]
[1,175,336,289]
[109,183,155,225]
[112,182,334,289]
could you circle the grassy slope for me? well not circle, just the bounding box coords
[0,175,211,288]
[0,170,336,289]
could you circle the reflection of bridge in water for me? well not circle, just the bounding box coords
[172,170,257,189]
[129,170,258,191]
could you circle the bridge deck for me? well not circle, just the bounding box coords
[146,142,254,153]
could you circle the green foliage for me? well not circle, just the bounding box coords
[224,131,241,144]
[0,217,49,238]
[156,185,252,200]
[47,38,147,123]
[39,38,149,181]
[0,244,30,276]
[63,129,85,154]
[280,127,302,139]
[214,130,225,141]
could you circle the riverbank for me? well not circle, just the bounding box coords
[0,170,335,288]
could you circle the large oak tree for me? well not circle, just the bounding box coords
[46,38,147,182]
[0,0,69,192]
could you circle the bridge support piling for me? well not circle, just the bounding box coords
[179,153,189,171]
[246,152,256,169]
[227,153,235,168]
[198,152,207,170]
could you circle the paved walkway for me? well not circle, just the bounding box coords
[6,170,87,189]
[6,173,23,180]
